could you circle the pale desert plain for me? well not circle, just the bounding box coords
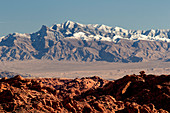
[0,60,169,80]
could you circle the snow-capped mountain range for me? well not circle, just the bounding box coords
[1,20,170,43]
[0,20,169,62]
[50,20,170,42]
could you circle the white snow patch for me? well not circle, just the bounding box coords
[13,33,31,38]
[114,26,128,33]
[0,36,5,42]
[67,32,170,43]
[65,31,72,35]
[130,34,170,42]
[64,20,75,29]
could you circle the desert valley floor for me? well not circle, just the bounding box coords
[0,60,169,80]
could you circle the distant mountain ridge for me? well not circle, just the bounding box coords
[0,70,31,78]
[0,20,169,62]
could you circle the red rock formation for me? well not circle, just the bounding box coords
[0,72,169,113]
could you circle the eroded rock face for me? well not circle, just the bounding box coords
[0,72,169,113]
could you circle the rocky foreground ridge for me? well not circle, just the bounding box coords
[0,71,169,113]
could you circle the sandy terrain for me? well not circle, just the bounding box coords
[0,60,169,80]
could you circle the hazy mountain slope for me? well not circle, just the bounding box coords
[0,21,169,62]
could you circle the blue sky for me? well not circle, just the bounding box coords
[0,0,170,37]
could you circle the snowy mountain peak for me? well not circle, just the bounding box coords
[114,26,128,32]
[64,20,75,24]
[64,20,76,29]
[64,20,84,26]
[97,24,112,32]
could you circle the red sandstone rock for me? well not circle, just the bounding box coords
[0,73,169,113]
